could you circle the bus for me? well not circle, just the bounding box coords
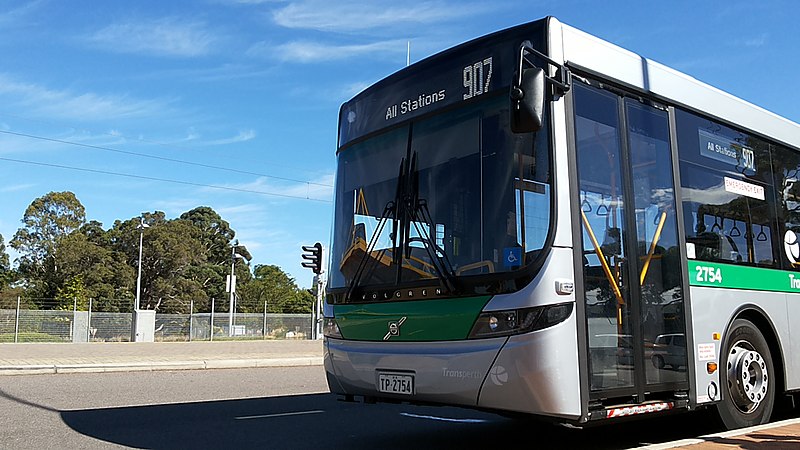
[322,16,800,429]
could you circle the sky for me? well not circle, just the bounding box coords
[0,0,797,289]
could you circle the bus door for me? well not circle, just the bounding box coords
[572,82,689,402]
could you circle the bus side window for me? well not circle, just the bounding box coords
[676,108,777,267]
[773,143,800,270]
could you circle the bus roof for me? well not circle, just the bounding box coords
[551,17,800,151]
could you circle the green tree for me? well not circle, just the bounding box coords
[54,232,135,311]
[131,216,206,313]
[10,191,86,299]
[239,264,313,313]
[0,233,14,294]
[0,233,8,272]
[179,206,252,305]
[179,206,235,263]
[55,275,88,310]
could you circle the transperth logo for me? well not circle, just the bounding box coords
[785,230,800,264]
[489,366,508,386]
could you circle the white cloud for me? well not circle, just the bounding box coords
[196,129,257,146]
[260,39,407,63]
[208,173,334,202]
[741,33,768,48]
[217,203,265,217]
[220,0,283,4]
[85,17,219,57]
[141,63,277,83]
[340,81,371,99]
[0,73,175,122]
[0,1,43,27]
[272,0,487,32]
[152,128,255,147]
[0,183,35,193]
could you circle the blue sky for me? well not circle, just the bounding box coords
[0,0,797,288]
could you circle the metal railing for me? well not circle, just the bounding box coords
[0,296,312,343]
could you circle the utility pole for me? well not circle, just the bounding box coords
[227,242,246,337]
[228,245,237,337]
[315,273,324,339]
[132,216,150,342]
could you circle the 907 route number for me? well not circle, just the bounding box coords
[377,372,414,395]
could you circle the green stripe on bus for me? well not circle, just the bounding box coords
[333,296,491,342]
[688,260,800,293]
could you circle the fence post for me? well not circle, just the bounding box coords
[210,298,215,342]
[14,296,20,343]
[87,298,93,342]
[263,301,267,339]
[188,299,194,342]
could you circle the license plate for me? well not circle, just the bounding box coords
[377,372,414,395]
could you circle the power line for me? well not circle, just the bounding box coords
[0,129,333,188]
[0,111,328,179]
[0,111,328,176]
[0,156,333,203]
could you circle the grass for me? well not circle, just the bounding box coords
[0,332,69,343]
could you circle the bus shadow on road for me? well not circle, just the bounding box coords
[54,392,737,450]
[60,393,349,449]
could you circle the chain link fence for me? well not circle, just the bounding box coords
[0,295,312,343]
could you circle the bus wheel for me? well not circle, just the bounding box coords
[715,318,775,430]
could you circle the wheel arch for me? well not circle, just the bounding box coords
[725,305,787,395]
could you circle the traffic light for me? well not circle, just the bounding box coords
[301,242,323,274]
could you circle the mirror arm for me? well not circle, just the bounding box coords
[517,41,571,95]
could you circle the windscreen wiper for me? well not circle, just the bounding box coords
[345,152,458,300]
[344,197,396,301]
[396,152,457,293]
[344,157,406,301]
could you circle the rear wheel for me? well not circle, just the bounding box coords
[715,319,775,430]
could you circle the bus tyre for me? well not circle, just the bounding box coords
[716,319,775,430]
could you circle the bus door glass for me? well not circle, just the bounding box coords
[574,83,688,398]
[624,100,688,388]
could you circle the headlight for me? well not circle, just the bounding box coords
[323,317,342,339]
[468,302,573,339]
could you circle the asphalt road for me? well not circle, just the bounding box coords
[1,367,797,449]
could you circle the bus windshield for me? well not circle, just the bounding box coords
[329,94,551,296]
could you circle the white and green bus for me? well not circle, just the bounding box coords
[323,16,799,429]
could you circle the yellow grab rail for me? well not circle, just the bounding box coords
[580,210,624,306]
[640,211,667,286]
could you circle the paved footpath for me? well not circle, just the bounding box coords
[641,417,800,449]
[0,339,323,375]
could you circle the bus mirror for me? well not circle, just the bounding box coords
[510,67,545,133]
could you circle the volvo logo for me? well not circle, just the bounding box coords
[383,317,407,340]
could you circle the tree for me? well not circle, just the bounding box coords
[10,191,86,299]
[124,216,206,313]
[178,206,252,309]
[54,232,134,311]
[239,264,313,313]
[0,233,12,291]
[179,206,235,264]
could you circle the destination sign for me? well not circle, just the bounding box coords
[698,129,756,175]
[338,20,546,148]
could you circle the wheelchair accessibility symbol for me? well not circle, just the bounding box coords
[503,247,522,268]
